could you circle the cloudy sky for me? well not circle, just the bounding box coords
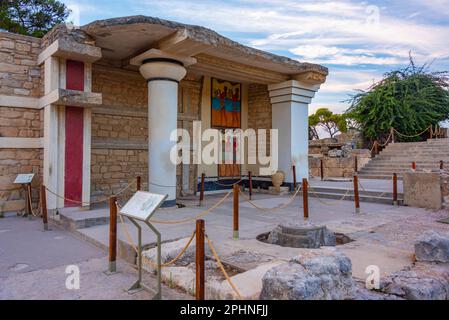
[62,0,449,115]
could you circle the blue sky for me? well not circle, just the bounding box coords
[62,0,449,115]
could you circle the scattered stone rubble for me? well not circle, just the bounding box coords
[378,231,449,300]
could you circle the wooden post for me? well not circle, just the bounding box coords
[354,156,358,173]
[391,128,395,144]
[248,171,253,200]
[430,125,434,139]
[292,165,297,191]
[233,184,239,240]
[108,196,117,273]
[136,176,141,191]
[25,184,31,217]
[374,141,379,155]
[196,219,205,301]
[40,185,48,231]
[353,175,360,214]
[320,159,324,181]
[393,173,398,206]
[302,178,309,220]
[440,161,444,170]
[199,173,205,206]
[412,162,416,170]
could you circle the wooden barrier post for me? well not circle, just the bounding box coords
[292,165,297,191]
[320,159,324,181]
[412,162,417,170]
[108,196,117,273]
[353,175,360,214]
[25,184,31,218]
[440,161,444,170]
[136,176,141,191]
[391,128,395,144]
[199,173,205,206]
[393,173,398,206]
[374,141,379,156]
[40,185,48,231]
[233,184,239,240]
[248,171,253,200]
[354,156,358,173]
[302,178,309,220]
[196,219,205,300]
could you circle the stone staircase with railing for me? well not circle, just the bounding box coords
[358,139,449,180]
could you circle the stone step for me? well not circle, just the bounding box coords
[357,174,403,180]
[58,206,110,231]
[308,189,403,206]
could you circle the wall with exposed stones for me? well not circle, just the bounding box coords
[0,32,43,215]
[90,64,202,200]
[0,32,42,97]
[247,83,272,176]
[309,150,371,178]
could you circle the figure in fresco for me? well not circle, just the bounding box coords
[211,78,241,128]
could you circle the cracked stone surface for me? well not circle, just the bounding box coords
[380,262,449,300]
[260,248,356,300]
[415,230,449,263]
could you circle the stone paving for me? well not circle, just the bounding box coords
[2,186,448,300]
[0,217,189,300]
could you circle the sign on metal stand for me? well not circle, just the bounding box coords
[13,174,35,218]
[118,191,168,300]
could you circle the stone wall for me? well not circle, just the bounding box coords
[90,64,202,199]
[0,149,43,214]
[247,83,272,174]
[0,32,42,97]
[0,107,43,138]
[0,32,43,215]
[309,150,371,178]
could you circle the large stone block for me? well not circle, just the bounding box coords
[415,231,449,263]
[403,172,443,209]
[260,248,355,300]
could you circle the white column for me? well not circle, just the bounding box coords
[268,80,321,185]
[43,56,62,210]
[139,59,187,207]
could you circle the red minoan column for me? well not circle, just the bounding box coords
[64,60,85,206]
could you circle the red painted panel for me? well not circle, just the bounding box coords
[64,107,84,206]
[64,60,85,206]
[66,60,84,91]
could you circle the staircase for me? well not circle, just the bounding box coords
[358,139,449,180]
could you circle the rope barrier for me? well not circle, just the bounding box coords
[44,179,136,207]
[205,235,243,300]
[308,187,351,206]
[393,125,431,138]
[117,210,196,269]
[238,186,302,212]
[211,178,244,187]
[26,186,40,217]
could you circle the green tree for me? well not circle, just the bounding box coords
[309,108,348,139]
[0,0,70,38]
[346,56,449,142]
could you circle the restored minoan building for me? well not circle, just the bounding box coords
[0,16,327,212]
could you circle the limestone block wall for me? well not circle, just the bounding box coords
[90,64,202,200]
[247,83,272,175]
[0,32,42,97]
[309,150,371,178]
[0,32,43,214]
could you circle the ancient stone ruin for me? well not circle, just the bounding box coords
[267,222,336,249]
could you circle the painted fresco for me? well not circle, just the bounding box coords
[211,78,241,128]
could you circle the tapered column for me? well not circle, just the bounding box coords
[139,59,187,207]
[268,80,321,186]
